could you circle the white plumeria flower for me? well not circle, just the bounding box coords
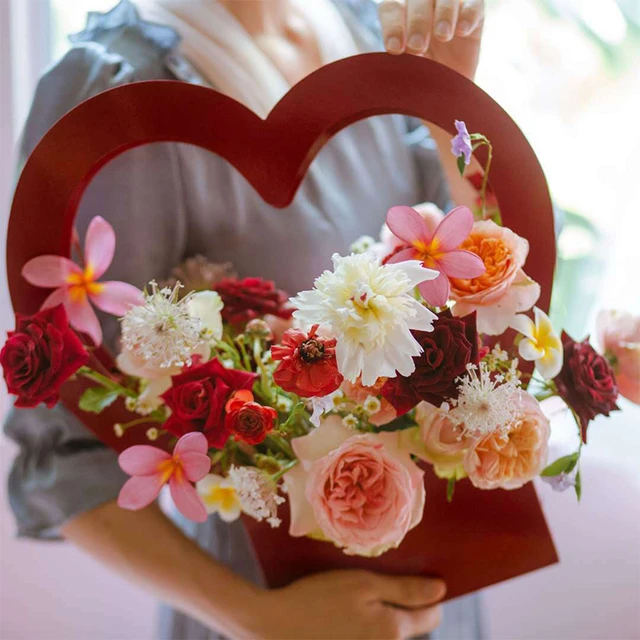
[196,474,242,522]
[511,307,563,380]
[292,253,438,386]
[187,290,224,341]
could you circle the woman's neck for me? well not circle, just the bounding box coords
[219,0,292,36]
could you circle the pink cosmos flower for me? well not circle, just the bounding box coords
[22,216,143,346]
[283,415,425,557]
[118,432,211,522]
[385,205,486,307]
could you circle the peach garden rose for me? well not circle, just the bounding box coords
[284,415,425,557]
[450,220,540,335]
[464,391,550,490]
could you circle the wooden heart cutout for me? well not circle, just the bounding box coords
[7,53,558,598]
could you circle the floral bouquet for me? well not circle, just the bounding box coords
[2,122,635,560]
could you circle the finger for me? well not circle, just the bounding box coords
[456,0,484,37]
[398,603,443,638]
[406,0,433,54]
[378,0,407,55]
[433,0,460,42]
[372,575,447,608]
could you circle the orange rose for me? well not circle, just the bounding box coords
[464,391,550,490]
[450,220,540,335]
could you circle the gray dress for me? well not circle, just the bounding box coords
[4,2,485,638]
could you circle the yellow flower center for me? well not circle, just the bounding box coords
[157,457,184,484]
[413,237,444,268]
[203,485,239,512]
[66,264,104,302]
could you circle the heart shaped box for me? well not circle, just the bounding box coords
[7,53,558,599]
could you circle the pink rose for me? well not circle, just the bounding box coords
[450,220,540,335]
[596,310,640,404]
[414,402,471,479]
[284,416,425,557]
[464,391,550,490]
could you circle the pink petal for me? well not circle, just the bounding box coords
[179,452,212,482]
[437,249,485,278]
[292,414,352,464]
[282,463,318,537]
[66,298,103,346]
[84,216,116,279]
[174,432,208,457]
[40,287,69,310]
[22,256,81,288]
[386,206,431,245]
[119,445,170,476]
[385,247,420,265]
[418,271,450,307]
[91,281,143,316]
[118,475,163,511]
[433,206,474,250]
[169,478,208,522]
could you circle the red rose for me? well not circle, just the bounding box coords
[213,277,294,327]
[0,305,89,409]
[272,325,343,397]
[161,358,257,448]
[555,332,619,443]
[224,390,277,445]
[382,310,479,414]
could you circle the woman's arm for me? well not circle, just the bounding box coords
[63,501,445,639]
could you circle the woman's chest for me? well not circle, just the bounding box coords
[179,116,423,294]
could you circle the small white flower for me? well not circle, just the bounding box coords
[221,359,235,369]
[187,290,224,341]
[125,396,137,412]
[228,466,285,528]
[449,362,521,438]
[511,307,563,380]
[113,423,124,438]
[309,391,343,427]
[196,474,242,522]
[276,395,294,413]
[342,414,359,429]
[362,395,381,415]
[145,427,159,441]
[292,253,438,386]
[349,235,376,254]
[120,281,204,370]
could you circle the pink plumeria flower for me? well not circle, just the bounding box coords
[118,432,212,522]
[385,205,486,307]
[22,216,142,346]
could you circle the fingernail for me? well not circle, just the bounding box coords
[386,36,403,53]
[407,33,425,51]
[435,20,451,40]
[457,19,471,35]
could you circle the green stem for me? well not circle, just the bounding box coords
[253,338,273,400]
[78,367,136,398]
[271,459,298,482]
[118,416,165,430]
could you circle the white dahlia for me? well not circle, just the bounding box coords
[291,253,438,386]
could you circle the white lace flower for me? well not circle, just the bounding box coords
[120,281,204,370]
[292,253,438,386]
[227,466,285,528]
[449,362,522,438]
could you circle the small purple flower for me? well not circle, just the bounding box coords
[542,471,576,492]
[451,120,473,165]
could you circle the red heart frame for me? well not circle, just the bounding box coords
[7,53,558,598]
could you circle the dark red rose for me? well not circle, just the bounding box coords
[0,305,89,409]
[555,332,619,443]
[382,310,479,414]
[272,324,343,397]
[161,358,257,448]
[212,277,294,327]
[224,390,277,445]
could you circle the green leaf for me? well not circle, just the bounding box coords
[540,452,579,477]
[456,154,466,177]
[79,387,120,414]
[446,477,456,503]
[574,469,582,501]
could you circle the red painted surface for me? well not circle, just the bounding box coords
[6,53,558,596]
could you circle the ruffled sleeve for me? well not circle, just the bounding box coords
[5,5,189,539]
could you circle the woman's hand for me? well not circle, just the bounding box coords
[249,570,445,639]
[378,0,484,81]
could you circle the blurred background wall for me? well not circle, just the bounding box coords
[1,1,639,638]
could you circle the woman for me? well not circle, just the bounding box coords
[5,0,486,637]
